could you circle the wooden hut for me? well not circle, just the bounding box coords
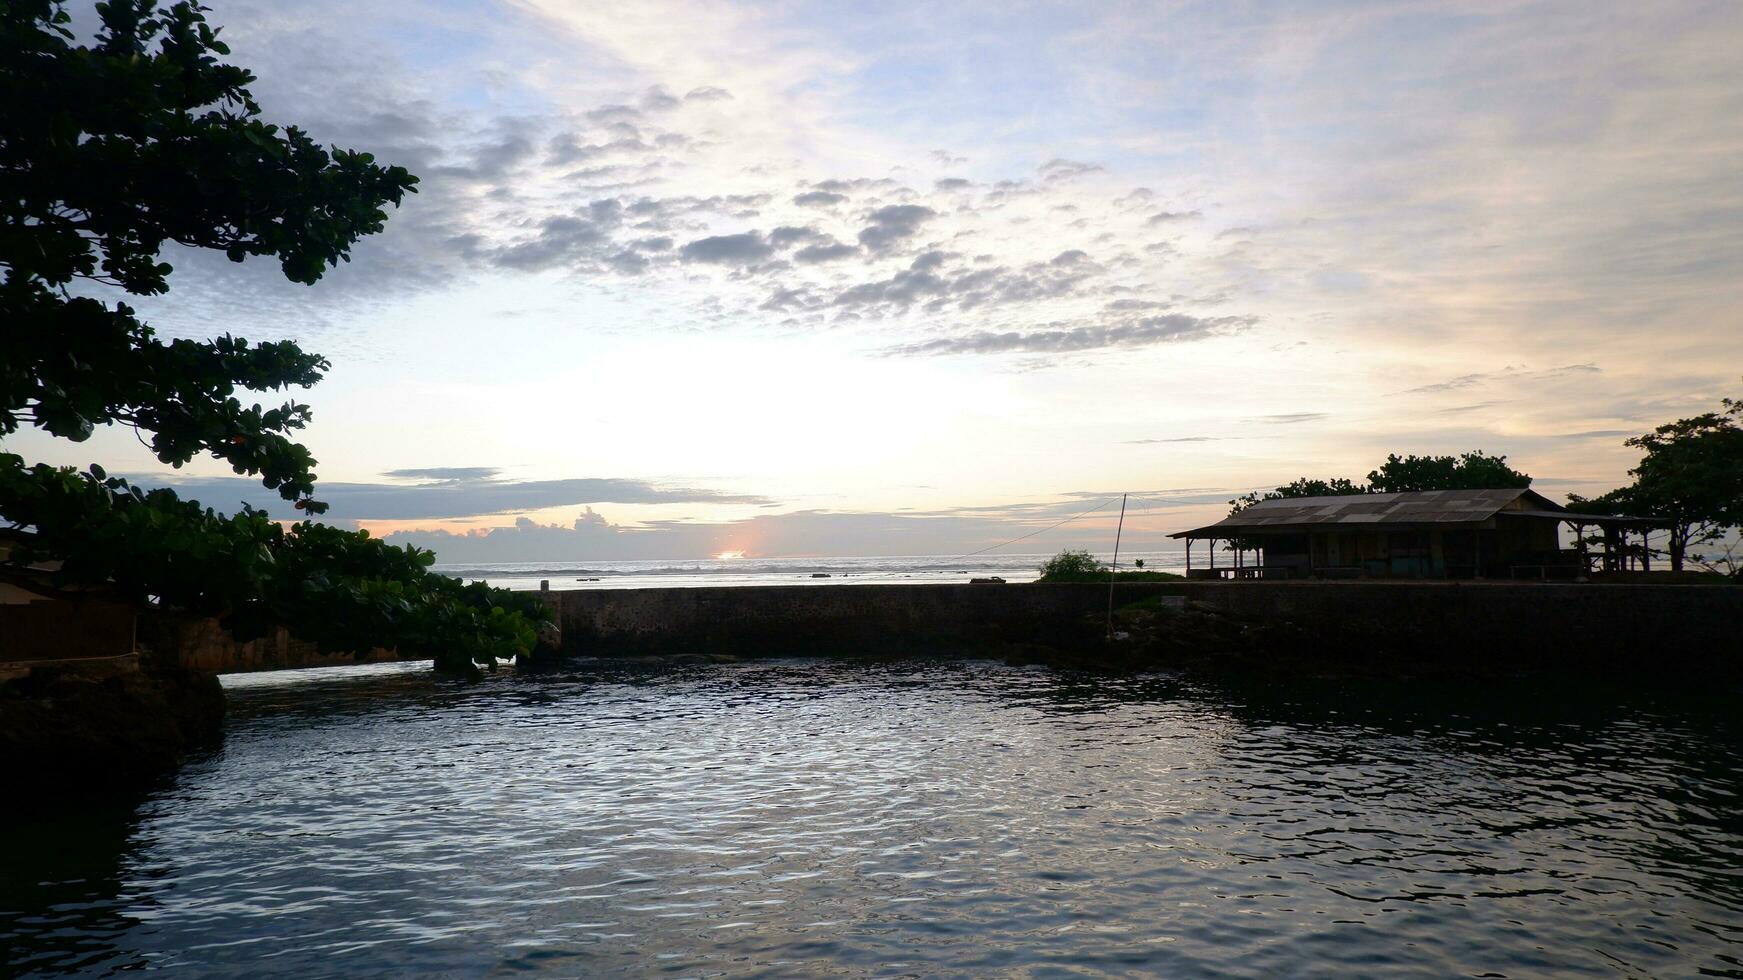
[1169,488,1652,580]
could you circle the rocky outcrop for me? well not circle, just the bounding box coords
[0,668,225,806]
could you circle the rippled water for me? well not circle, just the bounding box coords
[5,660,1741,977]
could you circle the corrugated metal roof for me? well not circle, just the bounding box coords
[1170,488,1567,538]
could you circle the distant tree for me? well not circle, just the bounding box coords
[1570,393,1743,572]
[0,0,547,674]
[1038,549,1103,581]
[1365,451,1531,493]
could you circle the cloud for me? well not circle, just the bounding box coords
[1126,436,1222,444]
[1146,210,1202,225]
[679,231,774,265]
[383,467,504,482]
[793,241,859,263]
[126,472,772,521]
[767,225,826,248]
[1037,158,1104,182]
[1398,364,1603,395]
[793,190,849,206]
[1244,413,1328,424]
[385,491,1233,564]
[856,204,937,251]
[880,313,1253,356]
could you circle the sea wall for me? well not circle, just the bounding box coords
[542,582,1743,675]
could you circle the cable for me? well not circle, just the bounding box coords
[952,495,1123,560]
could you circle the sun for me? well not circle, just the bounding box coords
[715,550,745,561]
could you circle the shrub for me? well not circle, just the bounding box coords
[1038,549,1104,582]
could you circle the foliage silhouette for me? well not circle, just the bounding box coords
[0,0,547,674]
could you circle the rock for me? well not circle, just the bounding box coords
[0,669,224,807]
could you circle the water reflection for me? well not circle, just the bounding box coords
[4,659,1740,977]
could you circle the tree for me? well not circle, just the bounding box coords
[1571,394,1743,572]
[1365,451,1530,493]
[1037,549,1103,582]
[1227,452,1530,518]
[1228,477,1364,515]
[0,1,547,674]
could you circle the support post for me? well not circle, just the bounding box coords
[1105,493,1127,639]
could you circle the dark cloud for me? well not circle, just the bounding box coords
[880,313,1254,356]
[490,202,626,271]
[767,225,826,248]
[1398,363,1603,395]
[383,466,504,482]
[585,104,642,126]
[816,177,897,193]
[857,204,938,251]
[930,150,967,166]
[910,249,953,271]
[1245,413,1327,424]
[549,134,655,166]
[385,493,1221,564]
[793,190,848,206]
[679,231,774,265]
[793,241,859,263]
[1103,298,1170,312]
[684,86,733,102]
[1146,209,1202,225]
[639,86,681,111]
[125,473,772,521]
[1037,158,1104,181]
[831,250,1107,315]
[934,177,972,191]
[427,132,537,180]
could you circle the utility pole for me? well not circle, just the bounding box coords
[1106,493,1127,639]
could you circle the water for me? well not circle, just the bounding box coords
[434,550,1188,591]
[5,659,1741,977]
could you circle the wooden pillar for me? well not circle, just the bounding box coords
[1641,527,1651,573]
[1210,538,1217,571]
[1185,539,1192,573]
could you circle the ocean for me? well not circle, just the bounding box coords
[435,550,1191,591]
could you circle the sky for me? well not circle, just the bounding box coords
[19,0,1743,561]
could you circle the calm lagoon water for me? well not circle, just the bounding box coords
[5,659,1741,977]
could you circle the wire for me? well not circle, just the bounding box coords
[952,495,1123,560]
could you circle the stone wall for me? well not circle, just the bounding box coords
[541,581,1743,675]
[137,613,403,673]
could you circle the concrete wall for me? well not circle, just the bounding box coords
[542,581,1743,674]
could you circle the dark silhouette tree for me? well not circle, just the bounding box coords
[1227,453,1529,518]
[1366,451,1530,493]
[0,0,546,673]
[1569,394,1743,572]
